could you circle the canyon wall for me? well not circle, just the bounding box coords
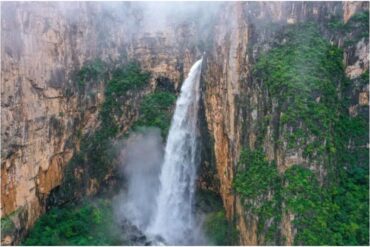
[1,1,368,245]
[202,1,368,245]
[1,2,198,244]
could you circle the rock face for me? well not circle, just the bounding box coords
[206,1,368,245]
[201,1,368,245]
[1,3,128,243]
[1,1,369,245]
[1,2,197,244]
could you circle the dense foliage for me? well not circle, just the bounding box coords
[197,190,238,245]
[282,165,332,244]
[234,149,279,199]
[100,61,151,138]
[235,20,369,245]
[77,59,106,87]
[23,199,122,245]
[204,211,238,245]
[254,23,343,155]
[328,11,369,46]
[233,149,281,243]
[331,84,369,244]
[1,212,16,237]
[133,91,177,138]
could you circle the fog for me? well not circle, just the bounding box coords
[1,1,227,67]
[113,129,164,232]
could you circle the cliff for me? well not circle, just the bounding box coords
[1,2,197,244]
[1,1,369,245]
[202,1,368,245]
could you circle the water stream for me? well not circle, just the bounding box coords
[146,58,204,245]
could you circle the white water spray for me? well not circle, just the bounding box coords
[147,58,203,245]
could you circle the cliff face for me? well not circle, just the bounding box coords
[1,1,369,245]
[203,1,368,245]
[1,2,197,244]
[202,1,368,245]
[1,3,130,243]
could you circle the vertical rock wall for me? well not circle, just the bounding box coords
[202,1,368,245]
[1,2,198,244]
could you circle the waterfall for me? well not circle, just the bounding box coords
[147,58,203,245]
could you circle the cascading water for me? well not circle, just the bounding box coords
[147,58,204,245]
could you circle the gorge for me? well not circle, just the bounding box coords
[1,1,369,246]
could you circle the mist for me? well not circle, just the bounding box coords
[113,129,164,233]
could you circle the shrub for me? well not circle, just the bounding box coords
[233,149,281,243]
[77,59,106,87]
[234,149,280,199]
[204,211,238,245]
[133,91,177,138]
[1,215,15,236]
[23,199,123,246]
[105,62,150,96]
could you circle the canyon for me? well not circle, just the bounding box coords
[1,1,369,245]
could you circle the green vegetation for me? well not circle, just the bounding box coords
[204,211,238,245]
[1,214,16,236]
[282,165,333,245]
[345,11,369,43]
[80,61,149,180]
[254,23,344,156]
[54,61,150,203]
[133,91,177,138]
[234,22,369,245]
[328,11,369,47]
[359,69,369,86]
[195,189,224,213]
[77,59,106,87]
[1,208,25,239]
[106,62,149,96]
[23,199,123,245]
[282,151,368,245]
[235,146,368,245]
[100,61,151,137]
[234,149,279,200]
[197,189,238,245]
[282,166,320,213]
[77,61,151,182]
[24,60,178,246]
[330,70,369,245]
[233,149,281,243]
[23,11,369,246]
